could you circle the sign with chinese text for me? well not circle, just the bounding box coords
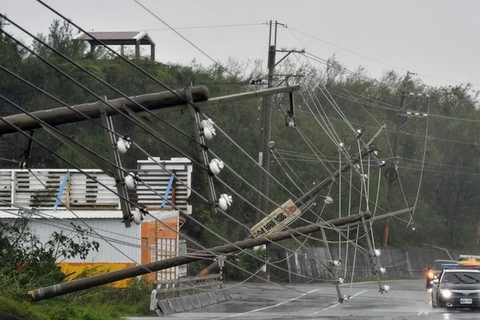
[250,199,302,237]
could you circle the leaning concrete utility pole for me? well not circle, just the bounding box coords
[197,125,386,276]
[0,85,300,136]
[1,85,299,226]
[0,86,209,135]
[28,211,371,302]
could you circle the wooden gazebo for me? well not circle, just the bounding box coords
[75,31,155,61]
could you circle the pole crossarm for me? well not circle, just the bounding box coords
[274,50,305,68]
[185,87,218,209]
[190,85,300,108]
[100,107,132,227]
[28,211,371,302]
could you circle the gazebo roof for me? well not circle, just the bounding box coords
[74,31,155,45]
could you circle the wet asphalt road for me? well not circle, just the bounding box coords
[126,279,480,319]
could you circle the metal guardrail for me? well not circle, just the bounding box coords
[153,274,222,300]
[150,273,230,315]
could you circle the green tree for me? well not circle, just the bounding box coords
[0,220,99,298]
[32,19,86,59]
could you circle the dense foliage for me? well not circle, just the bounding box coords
[2,19,480,250]
[2,17,480,318]
[0,220,100,297]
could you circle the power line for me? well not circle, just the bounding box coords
[0,3,394,290]
[144,22,266,32]
[296,88,480,146]
[289,27,478,87]
[0,28,344,276]
[0,62,344,284]
[3,13,329,239]
[0,17,207,149]
[289,27,406,71]
[0,101,322,283]
[131,0,237,78]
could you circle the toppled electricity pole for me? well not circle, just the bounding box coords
[1,85,299,226]
[28,211,371,302]
[0,85,301,135]
[198,125,386,276]
[0,86,210,135]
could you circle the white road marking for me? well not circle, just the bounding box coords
[220,288,321,319]
[308,289,369,316]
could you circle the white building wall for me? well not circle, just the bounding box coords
[0,157,190,275]
[2,218,141,263]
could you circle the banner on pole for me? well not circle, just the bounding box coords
[250,199,301,237]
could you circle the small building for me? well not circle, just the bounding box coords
[75,31,156,61]
[0,157,191,286]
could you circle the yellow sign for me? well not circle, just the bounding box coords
[251,199,301,237]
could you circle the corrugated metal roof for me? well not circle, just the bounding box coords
[0,157,191,217]
[76,31,142,41]
[75,31,155,45]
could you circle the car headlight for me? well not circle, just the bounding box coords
[440,289,452,298]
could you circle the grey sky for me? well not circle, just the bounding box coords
[2,0,480,91]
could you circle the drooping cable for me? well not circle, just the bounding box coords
[131,0,237,78]
[408,96,431,224]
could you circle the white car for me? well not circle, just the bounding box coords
[431,268,480,308]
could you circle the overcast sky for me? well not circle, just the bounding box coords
[2,0,480,92]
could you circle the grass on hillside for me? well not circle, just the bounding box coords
[0,281,153,320]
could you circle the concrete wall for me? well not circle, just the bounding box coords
[270,246,460,283]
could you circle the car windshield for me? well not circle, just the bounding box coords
[442,272,480,284]
[432,261,454,269]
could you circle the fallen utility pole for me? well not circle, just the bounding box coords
[0,85,300,136]
[0,86,209,135]
[295,126,386,206]
[197,125,386,276]
[28,211,371,302]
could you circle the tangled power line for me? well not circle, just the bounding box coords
[1,0,457,302]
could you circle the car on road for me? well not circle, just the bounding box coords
[425,259,457,289]
[431,268,480,308]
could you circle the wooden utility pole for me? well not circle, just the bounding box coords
[29,211,371,301]
[256,20,305,222]
[382,71,415,247]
